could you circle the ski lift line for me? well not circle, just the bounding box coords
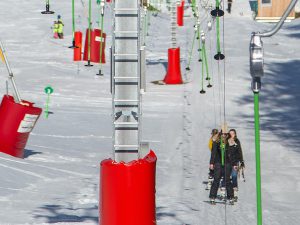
[0,40,21,103]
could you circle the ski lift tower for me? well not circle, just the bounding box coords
[100,1,156,225]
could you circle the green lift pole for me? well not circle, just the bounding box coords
[69,0,77,48]
[85,0,93,66]
[254,92,262,225]
[97,0,105,76]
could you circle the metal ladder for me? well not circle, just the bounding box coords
[111,0,144,163]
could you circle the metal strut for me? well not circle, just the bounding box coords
[0,40,21,103]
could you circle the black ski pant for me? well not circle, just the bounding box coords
[227,3,232,13]
[209,163,234,199]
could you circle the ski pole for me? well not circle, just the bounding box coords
[44,86,54,119]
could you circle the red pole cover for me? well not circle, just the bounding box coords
[74,31,82,61]
[83,29,106,63]
[163,47,183,84]
[177,4,184,26]
[100,150,157,225]
[0,95,42,158]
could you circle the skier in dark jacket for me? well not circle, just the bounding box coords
[227,129,245,199]
[209,131,234,204]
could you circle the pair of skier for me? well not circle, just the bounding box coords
[208,127,244,205]
[53,15,64,39]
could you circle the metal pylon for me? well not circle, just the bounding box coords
[111,0,144,163]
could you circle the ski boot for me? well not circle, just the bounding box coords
[219,187,226,200]
[206,176,214,190]
[228,198,234,205]
[210,198,216,205]
[233,187,238,202]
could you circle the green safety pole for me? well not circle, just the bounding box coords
[69,0,77,48]
[44,86,54,119]
[97,0,105,76]
[85,0,93,66]
[200,40,205,94]
[254,92,263,225]
[202,43,212,87]
[220,137,225,166]
[186,29,197,70]
[197,27,202,62]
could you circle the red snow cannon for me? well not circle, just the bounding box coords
[0,95,42,158]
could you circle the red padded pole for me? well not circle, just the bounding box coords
[100,150,157,225]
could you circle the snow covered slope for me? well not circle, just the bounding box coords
[0,0,300,224]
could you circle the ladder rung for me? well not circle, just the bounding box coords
[115,150,138,153]
[115,82,138,85]
[115,104,138,108]
[114,53,138,56]
[115,59,138,62]
[114,76,139,79]
[115,13,138,17]
[115,127,138,130]
[114,145,139,148]
[115,36,138,40]
[114,122,139,125]
[114,99,138,102]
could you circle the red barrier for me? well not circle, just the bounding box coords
[0,95,42,158]
[74,31,82,61]
[100,150,157,225]
[177,3,184,26]
[83,29,106,63]
[163,48,183,84]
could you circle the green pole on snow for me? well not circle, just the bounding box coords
[197,26,202,62]
[186,29,197,70]
[97,0,105,76]
[216,17,221,54]
[85,0,93,66]
[69,0,77,48]
[199,40,205,94]
[44,86,54,119]
[254,92,263,225]
[202,43,212,87]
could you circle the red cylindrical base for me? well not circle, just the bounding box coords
[100,150,157,225]
[74,31,82,61]
[0,95,42,158]
[177,2,184,26]
[83,29,106,63]
[163,48,183,84]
